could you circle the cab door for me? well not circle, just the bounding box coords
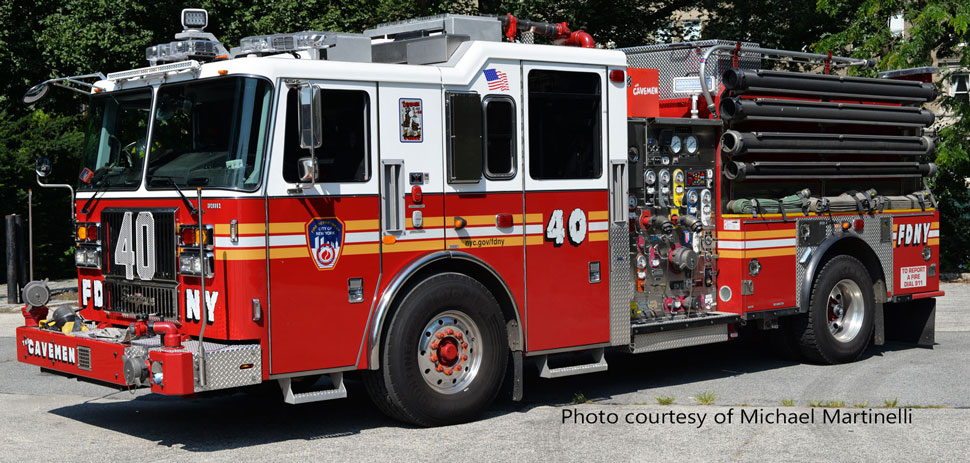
[522,62,611,352]
[441,60,527,331]
[266,80,381,375]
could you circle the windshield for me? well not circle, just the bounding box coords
[79,89,153,190]
[147,77,272,191]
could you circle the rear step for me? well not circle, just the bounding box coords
[537,348,608,378]
[279,373,347,404]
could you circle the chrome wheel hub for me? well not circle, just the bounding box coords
[826,279,865,342]
[417,310,482,394]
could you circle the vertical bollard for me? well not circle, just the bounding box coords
[15,215,27,294]
[5,214,20,304]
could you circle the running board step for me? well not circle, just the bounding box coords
[279,373,347,404]
[537,348,608,379]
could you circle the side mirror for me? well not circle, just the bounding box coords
[298,85,322,149]
[35,158,52,178]
[23,82,50,105]
[298,157,318,182]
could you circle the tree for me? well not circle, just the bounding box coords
[698,0,866,51]
[815,0,970,271]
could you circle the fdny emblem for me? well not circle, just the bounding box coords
[306,218,344,270]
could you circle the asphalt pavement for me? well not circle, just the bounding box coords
[1,283,968,462]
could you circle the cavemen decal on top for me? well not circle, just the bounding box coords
[306,218,345,270]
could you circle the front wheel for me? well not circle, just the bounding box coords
[793,255,875,364]
[363,273,508,426]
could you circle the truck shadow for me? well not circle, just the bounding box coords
[47,337,928,451]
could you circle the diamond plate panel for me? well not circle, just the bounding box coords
[629,323,728,353]
[795,216,893,307]
[620,40,760,100]
[188,342,262,392]
[609,224,634,346]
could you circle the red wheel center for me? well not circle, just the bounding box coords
[437,339,459,366]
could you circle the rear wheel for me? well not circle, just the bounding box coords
[364,273,507,426]
[794,255,875,364]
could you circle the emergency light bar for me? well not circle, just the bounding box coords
[147,40,219,65]
[234,31,331,55]
[106,60,200,81]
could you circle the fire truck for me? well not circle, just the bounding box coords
[17,10,942,426]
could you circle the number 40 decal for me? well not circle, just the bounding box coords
[115,211,156,281]
[545,208,587,247]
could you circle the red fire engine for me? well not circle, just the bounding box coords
[17,10,942,426]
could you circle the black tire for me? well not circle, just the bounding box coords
[793,255,875,364]
[363,273,508,426]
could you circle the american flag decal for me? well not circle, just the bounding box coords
[484,68,510,91]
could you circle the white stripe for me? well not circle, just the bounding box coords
[525,224,544,235]
[929,230,939,238]
[345,231,380,243]
[588,221,609,232]
[717,238,796,250]
[717,240,744,250]
[215,236,265,248]
[397,229,446,241]
[893,233,898,240]
[269,235,306,247]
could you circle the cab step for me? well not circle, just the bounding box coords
[279,373,347,404]
[537,348,608,378]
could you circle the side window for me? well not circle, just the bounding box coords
[283,88,370,183]
[528,70,602,180]
[483,96,516,180]
[446,91,483,184]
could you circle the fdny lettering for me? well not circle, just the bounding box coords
[185,289,218,324]
[22,338,76,365]
[80,279,104,309]
[896,222,931,247]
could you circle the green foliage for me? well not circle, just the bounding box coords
[815,0,970,270]
[699,0,866,51]
[0,109,83,281]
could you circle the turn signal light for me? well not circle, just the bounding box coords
[610,69,625,83]
[76,224,88,241]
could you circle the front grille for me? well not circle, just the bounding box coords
[102,208,178,282]
[104,279,179,319]
[77,346,92,371]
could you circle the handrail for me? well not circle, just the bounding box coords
[698,45,872,117]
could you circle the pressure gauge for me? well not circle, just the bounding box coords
[674,170,685,184]
[659,169,671,186]
[701,189,712,204]
[686,189,699,205]
[685,135,698,154]
[628,194,638,208]
[670,135,682,154]
[644,170,657,185]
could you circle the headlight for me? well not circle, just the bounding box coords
[74,246,101,269]
[179,252,214,277]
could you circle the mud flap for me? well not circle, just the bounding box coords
[873,302,885,346]
[884,299,936,347]
[512,351,523,401]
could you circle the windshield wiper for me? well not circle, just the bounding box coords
[80,167,124,214]
[150,176,199,216]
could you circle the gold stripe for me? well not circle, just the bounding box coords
[525,213,543,223]
[719,247,797,259]
[345,219,379,231]
[269,247,308,259]
[526,235,543,245]
[215,248,267,261]
[932,221,939,229]
[214,223,266,235]
[343,243,379,255]
[718,230,795,239]
[589,231,609,242]
[589,211,609,221]
[928,238,939,246]
[268,222,305,234]
[383,239,443,253]
[894,225,899,231]
[718,231,744,239]
[460,215,499,226]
